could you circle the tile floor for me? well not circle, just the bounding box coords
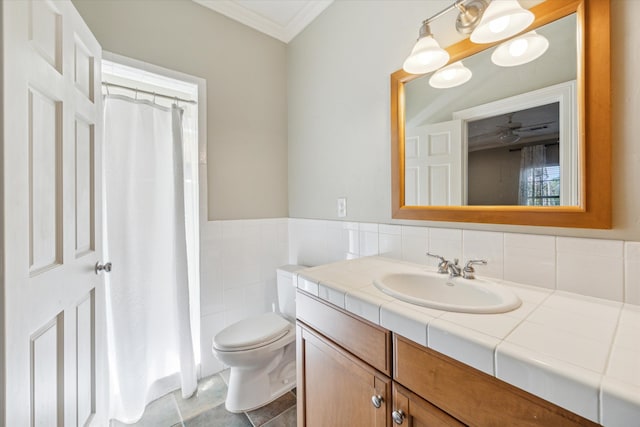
[111,370,297,427]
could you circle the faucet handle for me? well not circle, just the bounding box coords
[463,259,487,279]
[426,252,449,274]
[426,252,445,262]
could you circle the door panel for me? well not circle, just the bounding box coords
[28,88,63,273]
[76,291,96,426]
[74,118,94,257]
[31,313,65,426]
[29,0,63,72]
[405,120,463,206]
[3,0,104,425]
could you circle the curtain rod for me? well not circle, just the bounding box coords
[102,81,197,105]
[509,141,559,152]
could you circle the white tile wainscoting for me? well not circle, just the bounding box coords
[199,219,289,376]
[198,217,640,377]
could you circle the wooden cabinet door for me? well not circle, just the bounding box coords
[297,323,391,427]
[392,382,465,427]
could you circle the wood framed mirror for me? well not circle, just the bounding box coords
[391,0,610,228]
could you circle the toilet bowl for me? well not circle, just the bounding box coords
[212,265,305,413]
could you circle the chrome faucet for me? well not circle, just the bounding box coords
[447,259,462,277]
[463,259,488,279]
[427,252,487,279]
[427,252,462,278]
[426,252,449,274]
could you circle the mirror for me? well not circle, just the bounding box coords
[391,0,611,228]
[404,14,576,207]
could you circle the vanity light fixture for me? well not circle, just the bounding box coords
[454,0,489,34]
[403,0,488,74]
[491,31,549,67]
[429,61,472,88]
[402,21,450,74]
[470,0,534,44]
[403,0,535,75]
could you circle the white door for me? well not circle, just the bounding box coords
[3,0,106,425]
[405,120,463,205]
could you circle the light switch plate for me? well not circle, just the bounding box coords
[337,197,347,217]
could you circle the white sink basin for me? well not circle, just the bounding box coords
[373,272,521,314]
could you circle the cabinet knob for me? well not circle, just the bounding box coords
[371,395,383,408]
[392,410,406,425]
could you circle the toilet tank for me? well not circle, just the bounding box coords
[276,265,306,321]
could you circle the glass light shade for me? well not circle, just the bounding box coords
[491,31,549,66]
[429,61,472,88]
[499,131,520,144]
[470,0,534,44]
[403,35,450,74]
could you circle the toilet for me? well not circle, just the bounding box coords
[212,265,305,413]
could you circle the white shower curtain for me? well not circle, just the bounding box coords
[103,95,197,423]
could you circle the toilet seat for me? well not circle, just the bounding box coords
[213,312,292,352]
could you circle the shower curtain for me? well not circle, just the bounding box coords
[103,95,197,423]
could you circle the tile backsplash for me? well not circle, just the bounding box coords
[503,233,556,289]
[625,242,640,305]
[198,217,640,377]
[287,218,639,306]
[556,237,624,301]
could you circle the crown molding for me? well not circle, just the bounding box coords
[193,0,333,43]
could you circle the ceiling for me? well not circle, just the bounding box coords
[193,0,333,43]
[467,103,560,152]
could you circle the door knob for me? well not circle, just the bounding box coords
[95,261,112,275]
[392,410,406,425]
[371,395,383,408]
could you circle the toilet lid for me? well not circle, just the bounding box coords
[213,312,291,351]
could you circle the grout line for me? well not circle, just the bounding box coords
[597,305,625,424]
[261,405,297,427]
[494,289,555,376]
[171,393,186,426]
[622,242,627,303]
[246,410,259,427]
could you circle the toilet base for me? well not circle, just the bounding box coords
[225,343,296,413]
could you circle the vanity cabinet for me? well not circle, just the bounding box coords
[296,291,392,427]
[392,382,464,427]
[296,324,391,427]
[394,335,598,427]
[296,290,600,427]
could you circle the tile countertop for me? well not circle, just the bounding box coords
[294,256,640,427]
